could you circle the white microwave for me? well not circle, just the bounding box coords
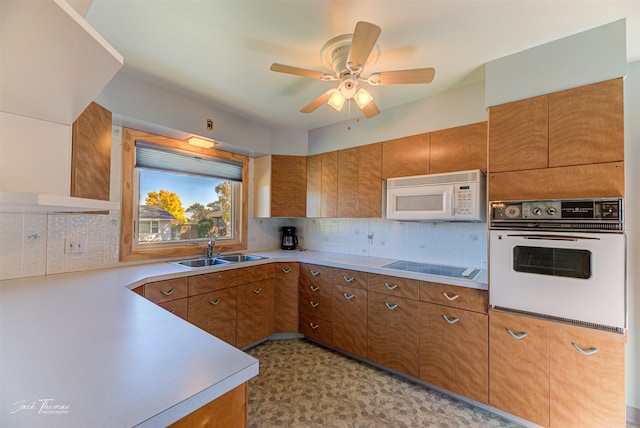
[386,169,486,222]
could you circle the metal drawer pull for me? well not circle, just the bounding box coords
[309,323,319,330]
[252,288,263,294]
[442,315,459,324]
[310,286,320,292]
[343,276,355,283]
[311,271,320,277]
[160,288,176,296]
[281,268,292,273]
[169,309,176,314]
[385,302,398,310]
[209,298,221,305]
[343,293,355,300]
[506,328,527,339]
[310,301,320,308]
[384,283,398,290]
[572,343,598,356]
[442,292,459,301]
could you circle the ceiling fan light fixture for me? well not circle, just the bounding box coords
[327,89,346,111]
[186,136,215,148]
[354,88,373,109]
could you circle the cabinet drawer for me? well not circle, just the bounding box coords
[299,263,334,286]
[145,277,188,304]
[299,279,332,299]
[233,264,274,285]
[419,282,488,313]
[158,297,188,320]
[367,274,419,300]
[332,268,367,290]
[299,313,333,345]
[299,290,332,321]
[274,262,299,281]
[189,270,235,296]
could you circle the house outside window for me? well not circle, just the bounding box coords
[120,128,249,262]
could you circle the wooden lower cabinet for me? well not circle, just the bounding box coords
[299,312,333,345]
[188,288,238,346]
[273,262,299,333]
[236,279,274,348]
[420,303,488,403]
[367,291,420,378]
[169,382,247,428]
[158,297,188,320]
[332,284,367,358]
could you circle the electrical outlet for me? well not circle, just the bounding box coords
[75,239,84,254]
[65,239,75,254]
[206,118,214,131]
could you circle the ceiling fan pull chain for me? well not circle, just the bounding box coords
[347,99,352,130]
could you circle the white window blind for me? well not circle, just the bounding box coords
[135,141,242,181]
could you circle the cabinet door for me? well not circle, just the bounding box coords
[273,262,299,333]
[158,297,188,321]
[488,95,548,173]
[188,288,237,346]
[337,147,359,218]
[367,291,420,377]
[382,133,430,178]
[420,303,488,403]
[71,101,112,201]
[549,78,624,168]
[321,151,338,217]
[430,122,487,174]
[489,311,549,427]
[270,155,307,217]
[332,284,367,358]
[237,279,274,348]
[306,154,322,217]
[549,323,626,427]
[357,143,382,218]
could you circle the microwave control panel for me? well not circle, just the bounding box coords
[454,183,478,218]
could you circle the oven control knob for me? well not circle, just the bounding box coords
[504,205,520,218]
[532,207,543,216]
[547,207,557,216]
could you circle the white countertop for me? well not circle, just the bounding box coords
[0,249,486,427]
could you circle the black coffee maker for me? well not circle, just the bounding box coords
[281,226,298,250]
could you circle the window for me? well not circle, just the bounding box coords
[120,129,248,262]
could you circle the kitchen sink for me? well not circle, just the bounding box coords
[171,254,267,268]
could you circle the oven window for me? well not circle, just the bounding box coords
[513,246,591,279]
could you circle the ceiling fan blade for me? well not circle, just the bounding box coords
[270,63,334,80]
[346,21,381,72]
[360,100,380,118]
[369,68,435,85]
[300,90,333,113]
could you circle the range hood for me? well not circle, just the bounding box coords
[0,191,118,213]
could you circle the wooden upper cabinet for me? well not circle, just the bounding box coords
[337,147,359,218]
[430,122,488,174]
[488,95,549,173]
[358,143,382,218]
[71,101,112,201]
[548,78,624,167]
[254,155,306,217]
[306,154,322,217]
[320,151,338,218]
[382,133,430,178]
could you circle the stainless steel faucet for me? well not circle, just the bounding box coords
[207,240,213,258]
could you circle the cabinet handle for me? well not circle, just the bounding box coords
[310,286,320,292]
[310,301,320,308]
[169,309,176,314]
[343,276,355,283]
[385,302,398,310]
[442,315,459,324]
[160,287,176,296]
[442,292,459,301]
[384,283,398,290]
[281,268,292,273]
[572,343,598,356]
[309,323,319,330]
[311,271,320,277]
[506,328,527,340]
[252,288,263,294]
[343,293,355,300]
[209,298,221,305]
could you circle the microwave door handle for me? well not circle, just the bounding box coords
[508,234,600,242]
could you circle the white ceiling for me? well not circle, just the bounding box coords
[85,0,640,131]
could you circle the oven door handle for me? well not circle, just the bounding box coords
[508,234,600,242]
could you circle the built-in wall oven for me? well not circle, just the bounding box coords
[489,198,626,332]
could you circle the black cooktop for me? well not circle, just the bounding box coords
[382,261,480,280]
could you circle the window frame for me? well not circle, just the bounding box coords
[120,128,248,262]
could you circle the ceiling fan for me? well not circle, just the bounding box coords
[270,21,435,122]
